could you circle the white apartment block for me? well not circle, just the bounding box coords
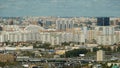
[56,18,74,31]
[0,24,119,46]
[95,26,116,45]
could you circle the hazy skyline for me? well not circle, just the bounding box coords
[0,0,120,17]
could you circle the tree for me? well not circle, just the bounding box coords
[0,62,6,67]
[93,47,99,52]
[117,46,120,52]
[65,49,88,57]
[22,51,35,57]
[81,42,85,45]
[33,42,52,49]
[61,42,70,46]
[42,43,51,49]
[100,62,108,68]
[91,39,97,44]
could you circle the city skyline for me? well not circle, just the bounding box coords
[0,0,120,17]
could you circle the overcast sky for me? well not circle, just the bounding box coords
[0,0,120,17]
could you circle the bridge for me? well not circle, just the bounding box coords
[16,57,91,64]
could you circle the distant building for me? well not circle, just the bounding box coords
[0,17,120,46]
[56,18,74,31]
[97,17,110,26]
[96,50,105,61]
[115,31,120,44]
[96,26,116,45]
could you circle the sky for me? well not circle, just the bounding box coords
[0,0,120,17]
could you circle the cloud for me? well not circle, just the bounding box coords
[0,4,8,9]
[51,0,58,3]
[7,0,16,2]
[0,0,120,16]
[93,0,98,2]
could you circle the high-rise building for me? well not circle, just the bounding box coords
[96,26,116,45]
[56,19,74,31]
[97,50,105,61]
[97,17,110,26]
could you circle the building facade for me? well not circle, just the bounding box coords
[97,50,105,61]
